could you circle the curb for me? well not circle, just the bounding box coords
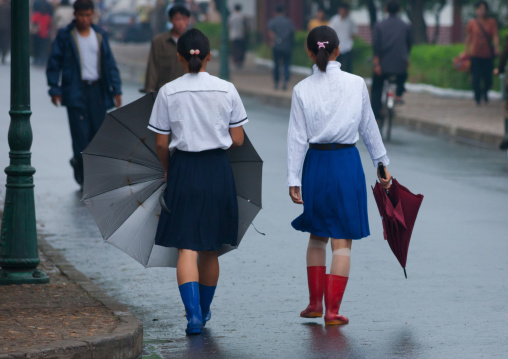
[0,238,143,359]
[392,115,504,148]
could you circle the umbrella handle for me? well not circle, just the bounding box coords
[378,162,387,179]
[378,162,391,197]
[159,190,171,214]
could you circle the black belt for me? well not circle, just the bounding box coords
[82,79,100,86]
[309,143,356,150]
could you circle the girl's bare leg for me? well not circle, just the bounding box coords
[198,251,219,286]
[177,249,199,285]
[330,238,352,277]
[307,234,329,266]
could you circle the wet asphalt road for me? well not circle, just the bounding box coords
[1,65,508,358]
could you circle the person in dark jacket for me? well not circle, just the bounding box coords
[370,0,412,121]
[46,0,122,188]
[143,5,189,93]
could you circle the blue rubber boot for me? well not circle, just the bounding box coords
[178,282,203,335]
[199,284,216,327]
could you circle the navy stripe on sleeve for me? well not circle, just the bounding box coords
[230,117,248,126]
[148,124,171,133]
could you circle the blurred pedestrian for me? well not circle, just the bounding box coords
[31,0,53,66]
[287,26,391,326]
[465,1,500,105]
[151,0,169,35]
[144,4,189,93]
[148,29,247,336]
[0,0,10,65]
[268,5,295,90]
[307,7,328,31]
[329,2,357,73]
[370,0,412,121]
[494,32,508,149]
[229,4,247,69]
[46,0,122,189]
[52,0,74,36]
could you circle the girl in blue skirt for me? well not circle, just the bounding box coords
[148,29,248,335]
[287,26,392,325]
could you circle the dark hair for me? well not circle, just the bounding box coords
[177,29,211,74]
[169,4,191,19]
[275,5,284,14]
[306,26,339,73]
[234,4,242,12]
[474,1,489,11]
[73,0,94,12]
[338,2,350,10]
[386,0,400,15]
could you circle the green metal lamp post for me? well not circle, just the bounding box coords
[0,0,49,284]
[219,0,230,80]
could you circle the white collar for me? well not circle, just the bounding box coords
[312,61,342,74]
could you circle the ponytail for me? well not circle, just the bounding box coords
[316,47,329,73]
[177,29,211,74]
[188,56,203,74]
[306,26,340,73]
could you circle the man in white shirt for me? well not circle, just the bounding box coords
[329,3,357,73]
[47,0,122,188]
[229,4,247,69]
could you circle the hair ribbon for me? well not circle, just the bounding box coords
[317,41,329,49]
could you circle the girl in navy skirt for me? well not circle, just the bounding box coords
[148,29,248,335]
[287,26,392,325]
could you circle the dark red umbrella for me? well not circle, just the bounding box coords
[372,166,424,278]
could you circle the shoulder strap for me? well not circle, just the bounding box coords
[475,19,492,43]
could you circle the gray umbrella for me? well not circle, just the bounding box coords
[82,93,263,267]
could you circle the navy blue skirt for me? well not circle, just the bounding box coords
[154,149,239,251]
[291,146,370,240]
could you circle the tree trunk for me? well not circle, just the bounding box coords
[432,1,446,44]
[451,0,463,43]
[360,0,378,29]
[406,0,428,44]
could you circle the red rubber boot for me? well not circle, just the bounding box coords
[300,266,326,318]
[324,274,349,325]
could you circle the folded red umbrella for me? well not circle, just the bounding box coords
[372,171,424,278]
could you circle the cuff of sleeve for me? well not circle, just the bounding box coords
[229,118,248,128]
[48,88,62,96]
[372,154,390,168]
[286,177,302,187]
[147,124,171,135]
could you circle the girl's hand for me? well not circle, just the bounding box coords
[377,166,392,189]
[164,172,167,182]
[289,186,304,204]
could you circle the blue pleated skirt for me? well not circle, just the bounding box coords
[154,149,239,251]
[291,146,370,240]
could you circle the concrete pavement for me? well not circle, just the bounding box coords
[1,63,507,358]
[112,42,507,148]
[0,213,143,358]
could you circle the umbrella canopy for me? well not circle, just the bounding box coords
[372,179,423,278]
[82,93,263,268]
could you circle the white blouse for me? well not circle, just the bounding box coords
[287,61,389,187]
[148,72,248,152]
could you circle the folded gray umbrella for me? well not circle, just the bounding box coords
[82,93,263,267]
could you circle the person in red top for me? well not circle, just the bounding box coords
[465,1,500,105]
[32,0,53,66]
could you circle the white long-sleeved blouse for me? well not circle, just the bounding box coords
[287,61,389,187]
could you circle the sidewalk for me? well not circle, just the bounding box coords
[0,212,143,358]
[112,42,506,148]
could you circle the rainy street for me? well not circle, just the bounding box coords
[1,64,508,358]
